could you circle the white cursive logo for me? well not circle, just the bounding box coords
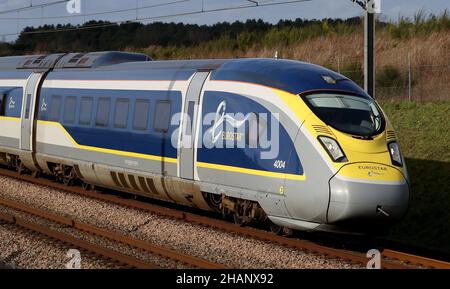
[8,97,15,109]
[211,101,249,143]
[41,98,47,112]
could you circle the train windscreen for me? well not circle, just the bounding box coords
[304,93,385,137]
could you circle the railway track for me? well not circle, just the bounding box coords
[0,209,157,269]
[1,166,449,269]
[381,249,450,269]
[0,193,226,269]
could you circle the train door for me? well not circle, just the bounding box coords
[20,72,44,151]
[179,71,210,179]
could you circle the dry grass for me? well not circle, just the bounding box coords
[136,30,450,101]
[140,30,450,65]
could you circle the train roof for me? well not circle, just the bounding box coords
[0,51,150,71]
[0,51,366,95]
[115,58,366,95]
[210,58,366,95]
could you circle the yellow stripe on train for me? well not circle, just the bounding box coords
[197,161,306,181]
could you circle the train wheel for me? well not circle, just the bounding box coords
[31,170,40,178]
[282,227,293,237]
[269,222,293,236]
[81,182,92,191]
[61,166,77,186]
[269,223,283,235]
[62,177,71,186]
[17,162,27,175]
[62,175,76,186]
[232,213,246,226]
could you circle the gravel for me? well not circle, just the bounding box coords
[0,175,362,269]
[0,205,187,269]
[0,222,118,269]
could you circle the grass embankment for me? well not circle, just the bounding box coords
[381,101,450,252]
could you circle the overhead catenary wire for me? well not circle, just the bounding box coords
[247,0,260,6]
[0,0,69,15]
[350,0,367,10]
[0,0,313,36]
[0,0,190,20]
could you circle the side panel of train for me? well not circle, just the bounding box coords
[0,87,23,148]
[0,68,307,222]
[34,70,214,209]
[196,81,331,223]
[0,71,29,164]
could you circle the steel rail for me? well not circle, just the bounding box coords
[381,249,450,269]
[0,210,158,269]
[0,195,226,269]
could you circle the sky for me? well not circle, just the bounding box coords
[0,0,449,42]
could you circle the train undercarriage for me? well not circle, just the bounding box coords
[0,151,290,235]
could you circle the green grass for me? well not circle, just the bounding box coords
[383,101,450,162]
[387,9,450,39]
[381,101,450,252]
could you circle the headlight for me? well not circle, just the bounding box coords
[388,142,403,167]
[318,136,347,162]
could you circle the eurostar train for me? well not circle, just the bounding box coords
[0,51,409,234]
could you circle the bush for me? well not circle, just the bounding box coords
[377,65,406,88]
[388,10,450,39]
[340,62,363,87]
[0,43,14,56]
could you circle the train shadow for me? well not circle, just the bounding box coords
[386,158,450,254]
[108,157,450,258]
[290,158,450,260]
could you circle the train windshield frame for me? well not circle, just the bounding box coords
[302,92,385,137]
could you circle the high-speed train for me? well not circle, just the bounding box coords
[0,51,409,234]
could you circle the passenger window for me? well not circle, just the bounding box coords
[114,98,129,129]
[24,94,32,119]
[133,99,150,130]
[79,97,93,125]
[64,96,77,124]
[49,95,62,121]
[0,94,5,116]
[3,91,21,118]
[96,97,111,127]
[154,100,171,132]
[185,101,195,136]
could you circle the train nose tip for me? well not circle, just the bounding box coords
[327,174,409,225]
